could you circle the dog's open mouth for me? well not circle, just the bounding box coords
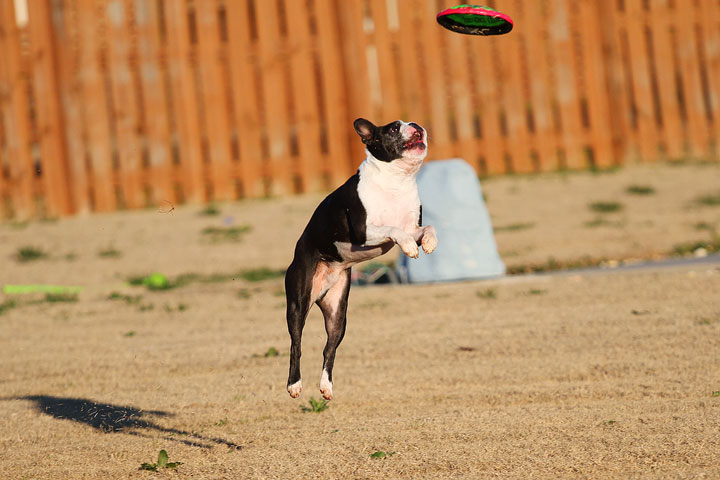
[404,131,425,150]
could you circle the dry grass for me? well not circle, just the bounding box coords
[1,162,719,478]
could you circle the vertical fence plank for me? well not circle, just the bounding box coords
[577,0,616,167]
[135,0,174,204]
[104,0,143,209]
[697,0,720,154]
[225,0,264,197]
[194,0,233,201]
[77,0,115,211]
[285,0,323,193]
[367,0,400,122]
[255,0,292,196]
[52,0,89,214]
[314,0,352,183]
[649,2,685,159]
[0,0,35,219]
[337,0,372,162]
[164,0,203,204]
[675,1,710,158]
[27,0,73,216]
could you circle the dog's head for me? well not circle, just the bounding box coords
[353,118,427,164]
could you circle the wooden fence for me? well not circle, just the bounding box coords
[0,0,718,219]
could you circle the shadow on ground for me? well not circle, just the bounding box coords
[15,395,241,450]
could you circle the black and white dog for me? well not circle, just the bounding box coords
[285,118,437,400]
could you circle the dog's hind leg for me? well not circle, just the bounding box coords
[316,268,351,400]
[285,256,315,398]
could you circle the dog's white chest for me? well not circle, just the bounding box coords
[357,160,420,231]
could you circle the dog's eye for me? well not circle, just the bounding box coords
[389,124,399,134]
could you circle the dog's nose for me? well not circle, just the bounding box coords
[409,122,423,134]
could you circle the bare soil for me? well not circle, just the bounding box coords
[1,162,719,479]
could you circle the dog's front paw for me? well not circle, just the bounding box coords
[421,226,438,254]
[398,236,419,259]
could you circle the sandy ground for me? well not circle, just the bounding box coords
[1,161,719,479]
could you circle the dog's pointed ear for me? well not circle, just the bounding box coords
[353,118,375,144]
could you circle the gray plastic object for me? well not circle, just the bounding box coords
[397,158,505,283]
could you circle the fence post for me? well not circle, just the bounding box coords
[28,0,73,217]
[0,0,35,219]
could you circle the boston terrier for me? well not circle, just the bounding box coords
[285,118,438,400]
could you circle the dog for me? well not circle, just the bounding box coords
[285,118,438,400]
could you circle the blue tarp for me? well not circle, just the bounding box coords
[398,159,505,283]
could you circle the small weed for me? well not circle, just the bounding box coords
[138,303,155,312]
[0,299,18,315]
[44,292,78,303]
[264,347,279,357]
[370,451,395,459]
[458,346,476,352]
[64,252,78,261]
[108,292,143,305]
[200,204,221,216]
[695,191,720,207]
[215,418,228,427]
[163,303,188,313]
[476,288,497,299]
[528,289,547,295]
[140,450,182,471]
[671,238,720,256]
[127,275,146,286]
[98,246,122,258]
[301,397,329,413]
[625,185,655,195]
[584,217,623,228]
[239,267,285,282]
[696,318,713,326]
[588,201,623,213]
[124,331,136,337]
[694,221,717,233]
[237,288,251,299]
[604,420,617,425]
[16,246,48,262]
[712,391,720,397]
[201,225,251,242]
[631,309,651,316]
[494,222,535,233]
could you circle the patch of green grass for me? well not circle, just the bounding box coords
[124,331,136,337]
[589,201,623,213]
[696,318,713,326]
[476,288,497,299]
[583,217,624,228]
[239,267,285,282]
[140,450,182,471]
[625,185,655,195]
[163,303,188,312]
[201,225,251,242]
[199,204,221,216]
[44,292,78,303]
[98,246,122,258]
[264,347,279,357]
[694,221,717,233]
[138,303,154,312]
[301,397,329,413]
[494,222,535,233]
[214,418,228,427]
[0,299,18,315]
[712,391,720,397]
[528,289,547,295]
[108,292,143,305]
[507,256,606,275]
[16,246,48,262]
[370,451,395,459]
[671,237,720,256]
[604,420,617,425]
[695,191,720,207]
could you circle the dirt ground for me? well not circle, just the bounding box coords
[1,161,719,479]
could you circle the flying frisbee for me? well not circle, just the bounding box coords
[436,5,513,36]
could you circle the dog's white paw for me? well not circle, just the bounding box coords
[320,370,333,400]
[398,236,419,259]
[421,227,438,254]
[287,380,302,398]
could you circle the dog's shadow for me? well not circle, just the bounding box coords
[16,395,241,450]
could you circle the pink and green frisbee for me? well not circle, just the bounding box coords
[436,5,513,36]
